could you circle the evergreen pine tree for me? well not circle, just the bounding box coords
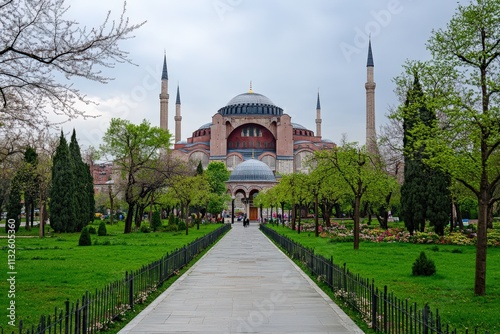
[86,162,96,224]
[5,174,22,232]
[78,226,92,246]
[401,75,429,234]
[21,146,39,230]
[401,75,451,235]
[50,131,77,232]
[69,129,88,231]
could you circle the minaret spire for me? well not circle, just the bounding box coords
[367,39,374,67]
[315,90,322,138]
[159,53,169,131]
[175,83,182,143]
[162,51,168,80]
[365,39,377,154]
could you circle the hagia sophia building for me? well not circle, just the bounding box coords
[159,42,377,220]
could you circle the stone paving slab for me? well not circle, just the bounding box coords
[119,223,364,333]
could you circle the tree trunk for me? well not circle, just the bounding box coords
[124,203,135,233]
[30,201,35,228]
[39,200,45,237]
[24,202,31,230]
[291,204,296,231]
[314,194,319,237]
[108,185,114,225]
[281,202,285,227]
[474,191,488,296]
[297,204,301,234]
[353,195,361,250]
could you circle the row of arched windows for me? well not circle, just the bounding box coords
[218,104,283,116]
[228,141,275,149]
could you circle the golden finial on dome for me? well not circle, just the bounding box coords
[249,81,253,93]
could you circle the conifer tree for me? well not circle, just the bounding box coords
[21,146,39,230]
[86,163,96,224]
[5,174,22,232]
[401,75,450,235]
[69,129,91,231]
[50,131,77,232]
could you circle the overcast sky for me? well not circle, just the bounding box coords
[57,0,467,150]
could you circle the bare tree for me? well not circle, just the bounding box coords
[0,0,145,128]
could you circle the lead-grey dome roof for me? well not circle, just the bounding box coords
[218,91,283,117]
[229,159,276,182]
[226,92,275,106]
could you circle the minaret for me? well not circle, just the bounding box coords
[159,54,169,131]
[315,91,322,138]
[174,84,182,143]
[365,40,377,154]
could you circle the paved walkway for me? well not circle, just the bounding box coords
[119,223,364,333]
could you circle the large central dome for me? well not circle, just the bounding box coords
[226,92,275,106]
[218,90,283,117]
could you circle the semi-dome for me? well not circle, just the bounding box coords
[229,159,277,182]
[218,90,283,117]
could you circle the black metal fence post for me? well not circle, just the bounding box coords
[371,283,378,330]
[127,271,134,309]
[423,304,430,334]
[65,299,70,334]
[329,256,333,291]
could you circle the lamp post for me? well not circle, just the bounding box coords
[231,195,235,224]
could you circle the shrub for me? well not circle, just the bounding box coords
[151,211,162,231]
[88,226,97,234]
[412,251,436,276]
[169,214,175,226]
[164,224,178,232]
[98,221,107,236]
[177,220,186,231]
[140,222,150,233]
[78,227,92,246]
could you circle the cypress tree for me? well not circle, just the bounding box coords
[21,146,39,230]
[5,174,22,233]
[401,75,428,234]
[50,131,77,232]
[69,129,89,231]
[86,162,95,224]
[401,75,451,236]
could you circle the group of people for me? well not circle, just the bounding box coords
[243,214,250,227]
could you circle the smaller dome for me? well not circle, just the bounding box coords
[292,123,307,130]
[229,159,276,182]
[198,123,212,130]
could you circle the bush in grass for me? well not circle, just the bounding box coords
[177,220,186,231]
[151,211,162,231]
[98,221,107,236]
[164,224,178,232]
[140,222,150,233]
[412,251,436,276]
[78,227,92,246]
[169,214,175,226]
[88,226,97,234]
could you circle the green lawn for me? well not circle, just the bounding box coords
[267,224,500,333]
[0,221,222,330]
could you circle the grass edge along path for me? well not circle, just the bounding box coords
[261,224,499,334]
[0,225,227,333]
[99,227,230,334]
